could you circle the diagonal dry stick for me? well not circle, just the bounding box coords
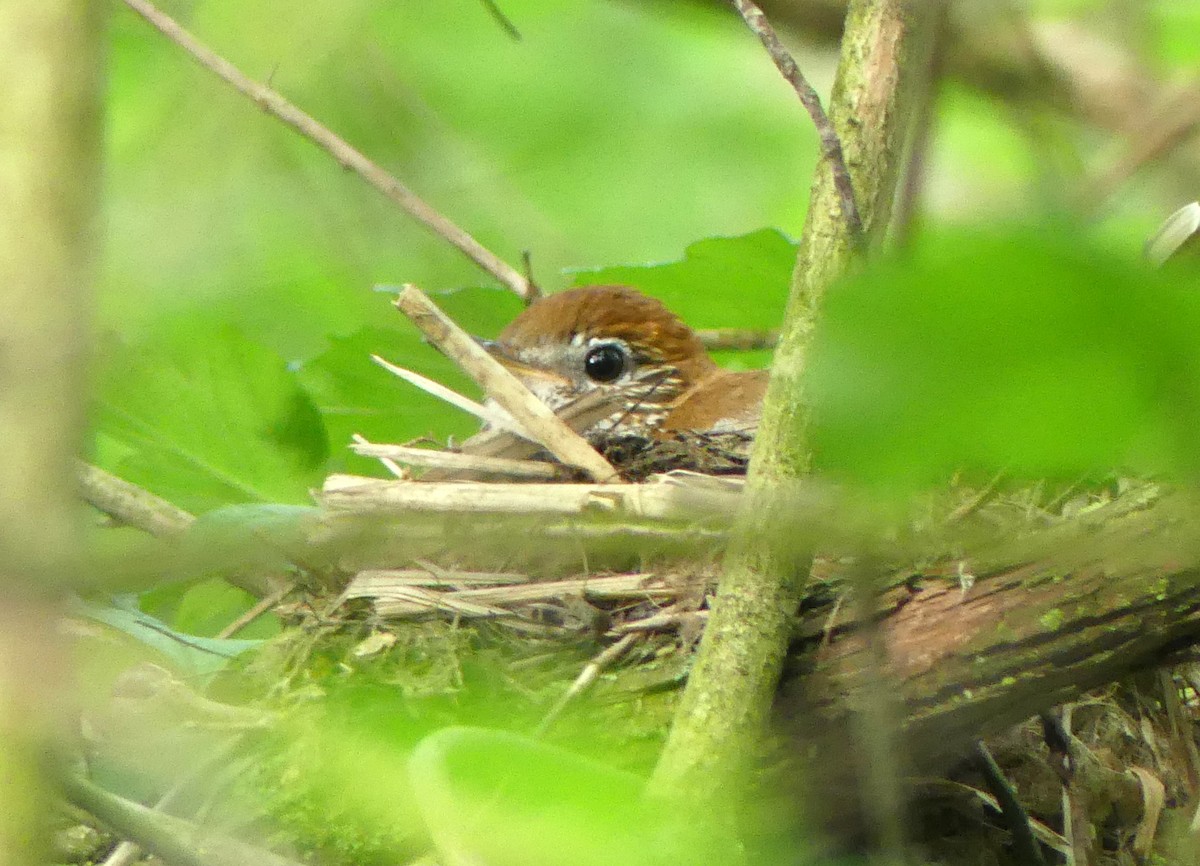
[78,462,195,538]
[730,0,864,243]
[121,0,538,303]
[394,286,618,481]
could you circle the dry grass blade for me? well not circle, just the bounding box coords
[353,568,530,587]
[611,609,708,634]
[695,328,780,351]
[351,439,565,481]
[1146,201,1200,266]
[341,571,677,619]
[916,779,1070,856]
[393,286,617,481]
[418,389,625,481]
[362,585,512,618]
[371,355,524,434]
[1129,767,1165,861]
[535,633,640,736]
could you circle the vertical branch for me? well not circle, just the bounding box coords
[0,0,104,862]
[652,0,924,811]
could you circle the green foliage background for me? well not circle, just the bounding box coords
[79,2,1200,860]
[96,0,1200,511]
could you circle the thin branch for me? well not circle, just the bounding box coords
[60,772,306,866]
[78,462,195,538]
[393,286,618,481]
[694,328,779,352]
[730,0,864,242]
[479,0,523,41]
[653,0,923,812]
[319,474,737,519]
[535,634,639,736]
[120,0,538,303]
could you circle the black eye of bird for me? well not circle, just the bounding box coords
[583,344,626,383]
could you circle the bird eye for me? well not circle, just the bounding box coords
[583,344,626,383]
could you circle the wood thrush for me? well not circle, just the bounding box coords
[486,285,768,439]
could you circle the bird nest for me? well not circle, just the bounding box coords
[255,289,1200,864]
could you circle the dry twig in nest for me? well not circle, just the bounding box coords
[392,286,617,481]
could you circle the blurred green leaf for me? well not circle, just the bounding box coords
[409,727,739,866]
[807,229,1200,490]
[1154,2,1200,69]
[73,595,261,679]
[93,322,330,512]
[141,578,280,641]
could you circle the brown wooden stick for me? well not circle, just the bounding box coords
[120,0,537,303]
[393,286,617,481]
[788,499,1200,773]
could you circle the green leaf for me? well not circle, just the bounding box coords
[569,229,795,357]
[140,578,280,641]
[92,322,330,512]
[297,287,523,473]
[409,727,738,866]
[807,228,1200,490]
[72,595,261,680]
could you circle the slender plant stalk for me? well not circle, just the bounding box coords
[651,0,924,809]
[0,1,105,863]
[121,0,538,303]
[730,0,864,243]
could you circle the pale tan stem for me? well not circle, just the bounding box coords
[393,286,617,481]
[0,0,103,862]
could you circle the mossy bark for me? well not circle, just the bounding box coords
[651,0,925,808]
[786,497,1200,771]
[0,2,104,862]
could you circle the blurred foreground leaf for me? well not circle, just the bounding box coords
[73,595,261,679]
[409,726,739,866]
[808,229,1200,490]
[93,322,330,511]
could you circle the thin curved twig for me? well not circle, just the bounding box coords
[121,0,538,302]
[729,0,864,243]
